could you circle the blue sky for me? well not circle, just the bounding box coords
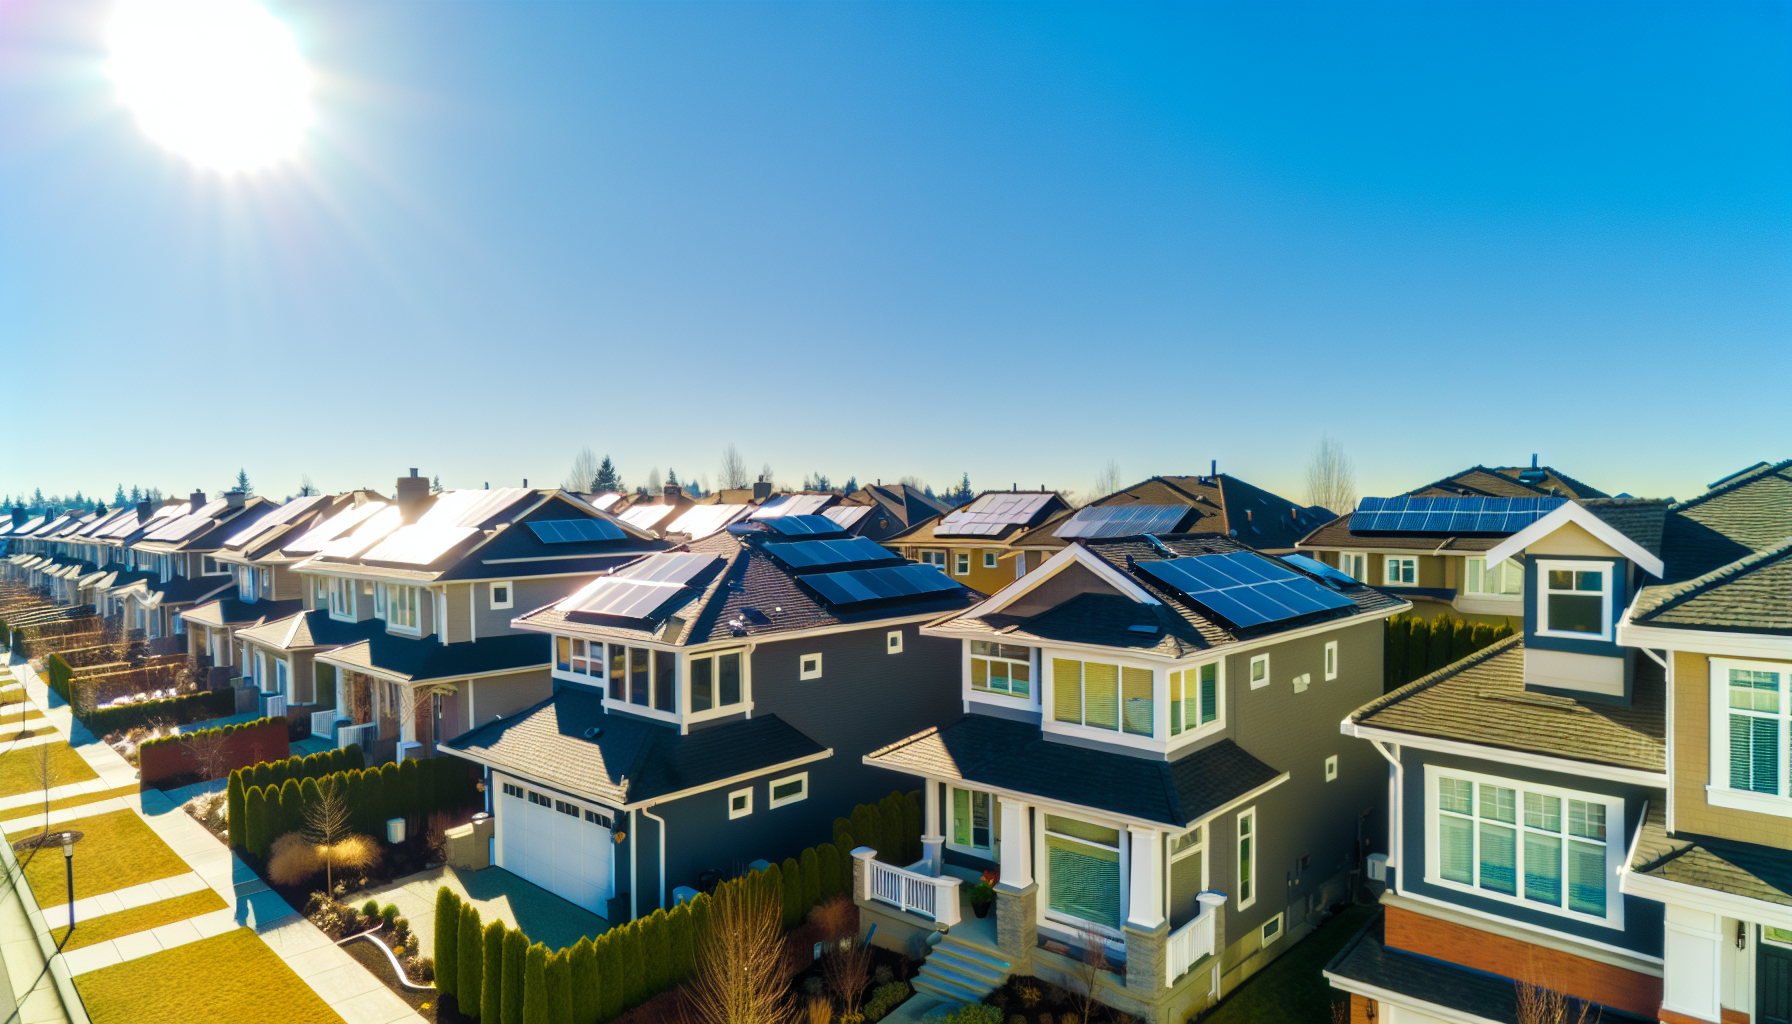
[1,0,1787,504]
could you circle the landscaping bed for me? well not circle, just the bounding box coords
[52,888,227,950]
[74,927,344,1024]
[20,807,190,904]
[0,741,97,796]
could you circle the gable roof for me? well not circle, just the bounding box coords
[1630,536,1792,636]
[1481,500,1667,576]
[1408,464,1608,501]
[1012,474,1327,554]
[886,491,1070,546]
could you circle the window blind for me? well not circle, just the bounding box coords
[1567,841,1605,915]
[1047,837,1120,929]
[1053,660,1082,724]
[1084,663,1119,731]
[1122,666,1153,736]
[1439,815,1473,884]
[1199,664,1217,725]
[1524,832,1561,905]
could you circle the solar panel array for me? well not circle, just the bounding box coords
[612,552,720,584]
[936,493,1055,536]
[823,505,872,529]
[224,494,330,550]
[360,524,482,566]
[802,564,962,607]
[765,537,903,573]
[285,501,390,554]
[762,515,848,537]
[666,504,751,539]
[749,494,834,520]
[527,518,627,544]
[1136,551,1356,629]
[1348,496,1567,535]
[560,553,720,620]
[618,504,675,530]
[1278,553,1359,587]
[1054,505,1190,539]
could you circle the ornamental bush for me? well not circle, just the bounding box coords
[458,903,483,1015]
[568,936,597,1024]
[596,929,622,1021]
[481,920,505,1023]
[800,846,821,913]
[546,947,573,1024]
[434,887,460,997]
[521,942,548,1024]
[501,927,526,1024]
[226,770,247,850]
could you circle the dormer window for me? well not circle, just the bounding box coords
[1168,662,1220,736]
[971,642,1032,698]
[1052,658,1154,737]
[328,578,355,619]
[1537,561,1610,640]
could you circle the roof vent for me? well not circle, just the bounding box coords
[583,726,603,741]
[1127,624,1159,634]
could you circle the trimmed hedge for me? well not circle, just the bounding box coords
[1383,612,1515,692]
[85,688,236,736]
[237,753,478,859]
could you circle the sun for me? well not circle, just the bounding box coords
[109,0,310,172]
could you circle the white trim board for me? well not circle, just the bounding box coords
[1341,720,1668,789]
[1483,504,1665,578]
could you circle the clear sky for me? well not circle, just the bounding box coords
[2,1,1788,505]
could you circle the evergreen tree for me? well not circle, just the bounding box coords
[227,770,247,849]
[800,846,821,915]
[434,889,460,998]
[112,484,126,505]
[245,786,268,859]
[279,778,304,841]
[1427,614,1454,673]
[879,792,908,862]
[593,456,620,492]
[432,475,443,493]
[1404,617,1429,684]
[665,468,679,487]
[843,476,858,493]
[596,931,622,1020]
[521,942,548,1024]
[666,904,693,986]
[502,928,527,1024]
[398,757,421,830]
[459,903,484,1015]
[851,803,881,859]
[30,488,43,509]
[546,948,573,1024]
[482,921,505,1023]
[568,936,598,1024]
[621,920,646,1009]
[818,842,842,900]
[645,908,672,994]
[234,468,252,495]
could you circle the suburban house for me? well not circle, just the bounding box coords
[856,531,1407,1021]
[1009,471,1331,570]
[887,490,1072,596]
[1325,460,1792,1023]
[1297,459,1610,623]
[445,514,978,925]
[237,473,665,763]
[846,482,953,543]
[120,490,277,650]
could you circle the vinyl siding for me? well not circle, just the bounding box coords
[1670,649,1792,850]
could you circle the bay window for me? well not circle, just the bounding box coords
[1710,660,1792,807]
[1464,557,1524,596]
[1052,659,1154,737]
[1168,661,1220,736]
[555,636,602,677]
[1045,814,1122,932]
[1536,561,1610,639]
[606,647,677,714]
[1428,767,1620,925]
[971,642,1032,699]
[689,650,744,713]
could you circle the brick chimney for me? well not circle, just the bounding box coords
[190,490,207,508]
[752,476,772,502]
[9,508,24,528]
[396,469,431,523]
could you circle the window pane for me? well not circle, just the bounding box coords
[1524,832,1562,905]
[1478,822,1517,895]
[609,646,626,696]
[1083,663,1119,730]
[1730,670,1780,713]
[1122,666,1153,736]
[971,658,989,689]
[1573,570,1602,592]
[970,641,992,657]
[1439,778,1472,815]
[1053,660,1083,724]
[655,650,676,711]
[953,788,971,846]
[1010,662,1030,697]
[1439,814,1473,884]
[1568,800,1606,842]
[1199,663,1218,725]
[972,792,991,848]
[1045,815,1121,847]
[718,653,742,706]
[1169,672,1183,736]
[1524,793,1561,832]
[691,658,712,712]
[555,636,571,672]
[1547,570,1575,590]
[1047,836,1121,929]
[998,644,1030,661]
[630,647,650,705]
[1478,784,1516,824]
[989,659,1011,693]
[1547,594,1603,634]
[1567,840,1605,915]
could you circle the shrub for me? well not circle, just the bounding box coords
[878,792,907,860]
[363,899,379,919]
[1404,616,1428,684]
[226,770,247,850]
[546,947,573,1024]
[434,888,460,998]
[502,927,526,1024]
[781,857,804,930]
[568,936,597,1024]
[243,786,267,859]
[851,803,881,858]
[381,902,400,928]
[267,832,322,886]
[800,846,821,914]
[95,693,246,739]
[619,919,645,1010]
[1450,617,1474,663]
[481,920,505,1023]
[818,842,843,901]
[280,778,304,840]
[864,981,911,1021]
[596,929,622,1021]
[644,908,671,995]
[833,816,855,854]
[667,901,694,985]
[521,942,548,1024]
[1385,615,1404,690]
[942,1005,1002,1024]
[1427,615,1454,674]
[458,903,483,1016]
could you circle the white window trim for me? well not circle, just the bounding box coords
[682,648,752,725]
[1463,556,1525,597]
[1260,912,1284,946]
[327,577,357,622]
[919,550,947,569]
[1249,653,1270,690]
[954,552,971,576]
[728,786,753,819]
[1043,653,1161,747]
[983,551,997,569]
[1038,807,1128,939]
[1324,640,1339,681]
[490,580,514,610]
[970,641,1036,702]
[386,584,423,636]
[1421,764,1626,930]
[1325,755,1338,782]
[552,636,606,684]
[1706,656,1792,815]
[1166,658,1226,750]
[275,659,289,695]
[1339,552,1367,582]
[886,630,904,654]
[799,653,823,680]
[767,772,808,809]
[1236,807,1257,911]
[1384,556,1418,587]
[1534,558,1614,642]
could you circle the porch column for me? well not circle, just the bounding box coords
[997,797,1032,888]
[921,780,944,875]
[1127,825,1164,930]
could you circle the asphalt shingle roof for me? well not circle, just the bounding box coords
[322,632,548,683]
[864,715,1281,827]
[1630,801,1792,908]
[1349,634,1665,773]
[1632,537,1792,636]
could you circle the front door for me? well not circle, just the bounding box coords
[1762,932,1792,1024]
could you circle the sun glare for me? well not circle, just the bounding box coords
[109,0,310,172]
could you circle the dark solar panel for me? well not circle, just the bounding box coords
[1136,551,1355,629]
[1348,496,1566,535]
[763,515,848,537]
[1054,505,1190,539]
[1278,553,1359,588]
[527,518,627,544]
[765,537,903,572]
[802,564,962,607]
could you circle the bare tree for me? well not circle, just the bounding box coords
[185,729,233,783]
[304,777,378,894]
[719,445,749,490]
[821,926,872,1020]
[1515,979,1600,1023]
[1066,922,1113,1024]
[681,874,793,1024]
[1305,434,1358,516]
[563,447,603,493]
[758,463,775,488]
[1093,459,1121,500]
[297,474,319,497]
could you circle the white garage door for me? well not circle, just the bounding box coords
[497,775,615,914]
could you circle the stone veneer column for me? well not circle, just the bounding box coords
[994,882,1038,963]
[1122,921,1170,1005]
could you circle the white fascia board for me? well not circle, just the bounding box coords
[963,543,1160,619]
[1341,720,1669,789]
[1620,868,1792,931]
[629,748,834,810]
[1482,504,1665,578]
[1617,618,1792,660]
[514,609,943,650]
[1320,971,1502,1024]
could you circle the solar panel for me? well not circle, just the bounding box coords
[285,501,390,554]
[1278,553,1359,587]
[1135,551,1355,629]
[611,552,720,584]
[765,537,903,573]
[749,494,834,520]
[318,505,405,558]
[557,553,720,620]
[1348,496,1566,535]
[762,516,847,537]
[936,493,1054,536]
[618,505,675,530]
[1054,505,1190,539]
[527,518,627,544]
[360,524,481,566]
[666,504,751,538]
[801,564,963,607]
[224,495,331,550]
[823,505,872,529]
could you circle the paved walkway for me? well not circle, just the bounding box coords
[5,658,425,1024]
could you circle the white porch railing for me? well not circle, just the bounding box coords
[338,721,376,753]
[263,693,287,719]
[310,710,338,742]
[1167,892,1228,985]
[854,847,961,927]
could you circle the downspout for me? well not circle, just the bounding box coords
[629,808,639,922]
[1365,734,1402,878]
[641,804,668,911]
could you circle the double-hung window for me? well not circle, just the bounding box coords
[1045,814,1122,932]
[1168,662,1220,736]
[950,788,991,852]
[1236,808,1256,909]
[1711,660,1792,808]
[1053,659,1154,736]
[1338,552,1367,581]
[955,552,971,576]
[1384,557,1418,586]
[971,642,1032,699]
[328,578,355,619]
[1429,767,1620,924]
[555,636,603,677]
[1464,557,1524,596]
[688,651,745,713]
[1536,561,1610,639]
[387,585,420,632]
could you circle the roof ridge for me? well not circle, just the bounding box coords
[864,724,943,761]
[1671,458,1792,512]
[1635,534,1792,620]
[1351,632,1523,722]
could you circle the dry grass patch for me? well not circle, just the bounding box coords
[0,741,97,797]
[75,927,344,1024]
[53,888,226,950]
[21,808,188,905]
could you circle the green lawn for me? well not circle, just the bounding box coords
[21,808,189,905]
[76,927,345,1024]
[0,741,97,796]
[15,783,139,818]
[1201,905,1377,1023]
[54,888,227,950]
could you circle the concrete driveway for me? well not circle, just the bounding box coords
[360,865,611,953]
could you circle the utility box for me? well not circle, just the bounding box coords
[386,817,406,844]
[1367,853,1389,882]
[398,741,423,761]
[446,816,495,870]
